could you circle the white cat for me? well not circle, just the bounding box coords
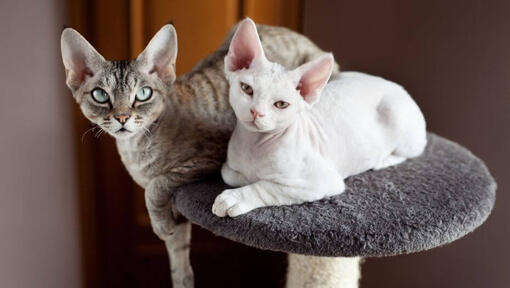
[212,19,427,218]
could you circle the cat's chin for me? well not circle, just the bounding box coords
[111,128,137,140]
[240,121,275,133]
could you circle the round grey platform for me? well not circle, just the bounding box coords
[173,134,496,257]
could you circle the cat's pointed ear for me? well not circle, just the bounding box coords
[293,53,335,105]
[225,18,266,74]
[61,28,105,91]
[136,24,178,83]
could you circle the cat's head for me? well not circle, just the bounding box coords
[60,25,178,139]
[224,18,334,133]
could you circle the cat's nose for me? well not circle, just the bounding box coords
[250,108,264,120]
[114,113,131,124]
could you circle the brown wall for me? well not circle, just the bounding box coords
[0,0,82,287]
[303,0,510,287]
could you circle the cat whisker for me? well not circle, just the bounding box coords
[143,127,152,136]
[81,125,98,143]
[99,130,107,138]
[147,121,159,130]
[142,127,152,140]
[94,128,106,138]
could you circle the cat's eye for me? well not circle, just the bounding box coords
[240,82,253,96]
[274,101,290,109]
[136,86,153,102]
[91,88,110,104]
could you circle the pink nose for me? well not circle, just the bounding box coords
[250,108,264,120]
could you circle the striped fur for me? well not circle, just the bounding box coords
[63,23,339,288]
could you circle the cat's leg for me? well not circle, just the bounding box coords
[373,154,406,170]
[221,162,250,187]
[212,177,345,217]
[165,221,194,288]
[145,176,194,288]
[145,176,178,239]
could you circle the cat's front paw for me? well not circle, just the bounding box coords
[212,189,254,217]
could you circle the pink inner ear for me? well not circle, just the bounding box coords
[148,52,171,78]
[79,67,94,82]
[297,71,325,97]
[229,45,256,71]
[296,56,333,104]
[226,20,263,72]
[68,54,94,88]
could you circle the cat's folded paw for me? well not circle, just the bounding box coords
[212,189,253,217]
[150,218,176,240]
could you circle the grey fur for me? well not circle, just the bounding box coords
[173,134,496,256]
[61,23,338,288]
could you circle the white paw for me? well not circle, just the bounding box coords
[374,155,406,170]
[212,189,253,217]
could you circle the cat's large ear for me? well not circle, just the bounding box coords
[136,24,178,84]
[61,28,106,91]
[225,18,266,74]
[293,53,334,105]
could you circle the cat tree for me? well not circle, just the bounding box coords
[172,134,496,287]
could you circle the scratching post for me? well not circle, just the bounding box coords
[172,133,496,286]
[286,255,361,288]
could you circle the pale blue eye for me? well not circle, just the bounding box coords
[136,86,153,102]
[91,88,109,103]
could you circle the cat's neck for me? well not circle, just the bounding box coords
[235,120,295,147]
[234,112,322,149]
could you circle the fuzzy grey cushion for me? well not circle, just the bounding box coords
[173,134,496,257]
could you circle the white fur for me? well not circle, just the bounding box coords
[286,254,361,288]
[212,19,427,217]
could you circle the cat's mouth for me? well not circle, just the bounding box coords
[242,120,260,130]
[116,127,132,134]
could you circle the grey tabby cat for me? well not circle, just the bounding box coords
[61,21,338,288]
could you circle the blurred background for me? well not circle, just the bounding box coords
[0,0,509,287]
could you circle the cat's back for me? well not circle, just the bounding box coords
[325,71,404,98]
[315,72,406,114]
[310,72,411,153]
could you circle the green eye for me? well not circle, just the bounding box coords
[136,86,153,102]
[274,101,290,109]
[91,88,110,104]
